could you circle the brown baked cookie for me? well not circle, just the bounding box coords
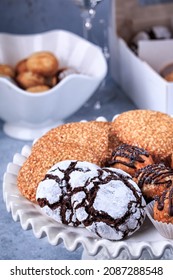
[26,51,59,76]
[134,163,173,201]
[0,64,15,78]
[106,144,154,177]
[160,63,173,82]
[154,187,173,224]
[171,154,173,169]
[163,72,173,82]
[46,75,57,87]
[26,85,50,93]
[16,71,46,89]
[17,121,111,202]
[111,109,173,165]
[17,142,100,203]
[15,59,28,74]
[32,121,111,167]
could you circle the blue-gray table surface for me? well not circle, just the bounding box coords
[0,77,137,260]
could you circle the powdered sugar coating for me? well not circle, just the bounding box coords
[36,160,102,226]
[36,179,63,205]
[72,167,146,240]
[93,182,131,218]
[87,222,124,240]
[36,160,146,240]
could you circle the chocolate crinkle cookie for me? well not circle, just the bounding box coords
[36,160,101,227]
[36,160,146,241]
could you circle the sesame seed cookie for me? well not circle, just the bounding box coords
[32,121,111,167]
[111,110,173,164]
[17,142,100,202]
[17,121,111,202]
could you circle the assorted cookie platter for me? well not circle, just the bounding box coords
[3,110,173,258]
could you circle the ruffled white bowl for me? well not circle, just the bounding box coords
[0,30,107,140]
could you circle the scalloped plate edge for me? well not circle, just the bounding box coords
[3,115,173,258]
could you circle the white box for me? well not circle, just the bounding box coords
[110,0,173,114]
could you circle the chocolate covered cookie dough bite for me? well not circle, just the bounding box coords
[134,163,173,201]
[145,186,173,239]
[154,187,173,224]
[106,144,154,177]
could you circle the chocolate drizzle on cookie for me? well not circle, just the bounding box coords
[135,163,173,190]
[155,187,173,216]
[37,161,95,226]
[107,144,150,170]
[73,167,145,239]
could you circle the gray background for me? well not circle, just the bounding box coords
[0,0,110,48]
[0,1,169,36]
[0,0,171,49]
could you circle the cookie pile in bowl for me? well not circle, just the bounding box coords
[0,30,107,140]
[0,51,78,93]
[17,109,173,241]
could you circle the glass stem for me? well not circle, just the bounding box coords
[99,19,110,60]
[82,15,90,40]
[81,9,95,41]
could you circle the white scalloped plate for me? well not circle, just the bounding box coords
[3,116,173,259]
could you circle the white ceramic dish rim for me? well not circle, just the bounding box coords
[3,115,173,259]
[0,73,97,97]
